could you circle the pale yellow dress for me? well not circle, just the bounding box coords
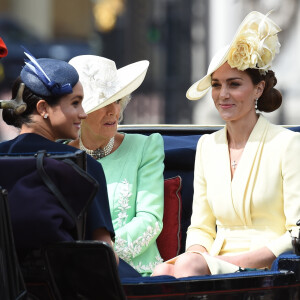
[171,115,300,274]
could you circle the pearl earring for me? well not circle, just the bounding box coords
[43,113,48,119]
[255,98,258,110]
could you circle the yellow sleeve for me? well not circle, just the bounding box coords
[185,135,217,251]
[267,132,300,256]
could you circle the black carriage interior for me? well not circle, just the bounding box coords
[0,150,126,300]
[2,126,300,299]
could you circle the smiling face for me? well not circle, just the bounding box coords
[82,100,121,146]
[211,62,264,123]
[47,82,86,140]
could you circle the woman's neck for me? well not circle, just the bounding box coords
[75,127,124,159]
[20,124,56,141]
[226,114,259,149]
[80,127,111,150]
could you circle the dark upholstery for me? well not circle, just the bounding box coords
[44,241,126,300]
[163,134,201,253]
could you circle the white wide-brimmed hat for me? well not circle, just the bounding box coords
[186,11,281,101]
[69,55,149,114]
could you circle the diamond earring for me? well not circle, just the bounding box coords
[43,113,48,119]
[255,98,258,110]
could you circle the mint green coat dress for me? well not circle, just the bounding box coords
[98,133,164,276]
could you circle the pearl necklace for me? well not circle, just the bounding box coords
[79,136,115,159]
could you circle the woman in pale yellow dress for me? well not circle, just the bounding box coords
[152,11,300,278]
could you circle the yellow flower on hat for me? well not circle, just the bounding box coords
[228,33,260,71]
[228,12,280,74]
[258,35,280,69]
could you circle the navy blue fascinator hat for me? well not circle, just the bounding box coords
[20,49,79,97]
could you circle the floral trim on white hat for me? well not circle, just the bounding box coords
[82,62,121,100]
[69,55,149,114]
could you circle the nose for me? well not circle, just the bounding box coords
[219,85,229,99]
[79,107,87,119]
[106,102,118,115]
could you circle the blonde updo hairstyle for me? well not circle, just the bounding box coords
[119,94,131,122]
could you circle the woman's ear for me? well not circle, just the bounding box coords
[36,99,49,118]
[256,80,266,99]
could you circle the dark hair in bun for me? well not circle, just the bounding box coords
[245,68,282,112]
[2,77,61,128]
[3,54,79,128]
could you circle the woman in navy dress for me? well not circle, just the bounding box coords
[0,50,115,251]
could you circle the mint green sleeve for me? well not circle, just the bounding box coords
[114,133,164,260]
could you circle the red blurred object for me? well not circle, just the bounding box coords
[0,37,8,58]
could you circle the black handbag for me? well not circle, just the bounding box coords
[0,150,98,245]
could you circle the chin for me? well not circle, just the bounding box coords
[102,128,117,138]
[219,113,234,122]
[64,131,78,140]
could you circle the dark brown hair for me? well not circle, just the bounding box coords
[3,76,61,128]
[245,68,282,112]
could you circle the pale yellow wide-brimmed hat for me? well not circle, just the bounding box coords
[69,55,149,114]
[186,11,281,101]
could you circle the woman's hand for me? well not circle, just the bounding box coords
[93,228,119,265]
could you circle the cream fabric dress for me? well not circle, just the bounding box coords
[180,115,300,274]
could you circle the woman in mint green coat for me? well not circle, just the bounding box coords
[68,55,164,276]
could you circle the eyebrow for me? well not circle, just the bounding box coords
[211,77,243,82]
[71,95,83,101]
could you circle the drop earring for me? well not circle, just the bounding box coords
[255,98,258,110]
[43,113,48,119]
